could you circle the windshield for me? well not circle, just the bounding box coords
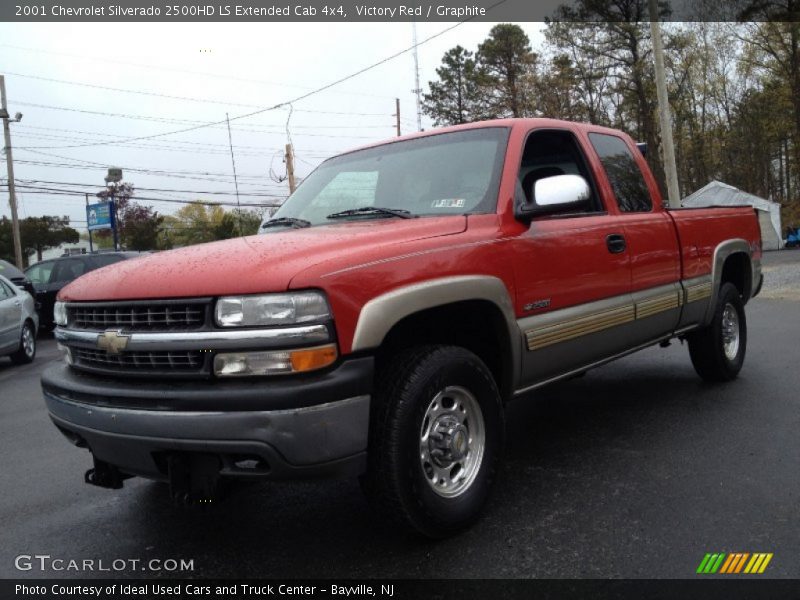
[261,127,510,230]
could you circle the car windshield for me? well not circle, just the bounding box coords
[260,127,510,230]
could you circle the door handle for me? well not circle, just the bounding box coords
[606,233,627,254]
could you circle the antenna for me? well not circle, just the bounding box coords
[412,21,422,132]
[225,112,242,236]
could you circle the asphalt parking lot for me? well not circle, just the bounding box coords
[1,251,798,579]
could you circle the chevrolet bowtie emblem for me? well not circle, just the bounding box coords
[96,330,130,355]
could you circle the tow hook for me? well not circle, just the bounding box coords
[167,454,221,507]
[85,457,131,489]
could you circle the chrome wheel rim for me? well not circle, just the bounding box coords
[721,303,740,361]
[419,386,485,498]
[22,326,35,358]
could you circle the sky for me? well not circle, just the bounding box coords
[0,21,545,232]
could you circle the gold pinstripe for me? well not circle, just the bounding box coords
[526,305,635,351]
[685,281,713,303]
[523,281,705,351]
[635,290,682,319]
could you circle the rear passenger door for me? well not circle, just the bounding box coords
[513,127,635,389]
[587,133,682,345]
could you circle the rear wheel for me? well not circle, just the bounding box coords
[687,282,746,382]
[362,345,504,538]
[10,321,36,365]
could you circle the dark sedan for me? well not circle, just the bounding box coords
[25,252,144,330]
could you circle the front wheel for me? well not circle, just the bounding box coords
[687,282,747,382]
[10,321,36,365]
[362,345,504,538]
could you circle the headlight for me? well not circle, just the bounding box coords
[214,344,338,377]
[54,301,68,326]
[215,292,330,327]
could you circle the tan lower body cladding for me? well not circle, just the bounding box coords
[524,278,710,352]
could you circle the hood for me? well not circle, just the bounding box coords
[59,216,467,301]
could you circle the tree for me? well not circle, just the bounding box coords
[422,46,485,125]
[547,1,670,192]
[477,24,538,118]
[120,203,164,251]
[0,216,79,265]
[159,203,263,248]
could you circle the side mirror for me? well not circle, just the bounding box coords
[516,174,591,220]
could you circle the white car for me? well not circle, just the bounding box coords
[0,273,38,364]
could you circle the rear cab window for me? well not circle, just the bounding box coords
[588,133,653,212]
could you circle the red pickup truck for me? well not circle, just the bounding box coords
[45,119,762,537]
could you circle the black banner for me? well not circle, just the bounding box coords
[3,580,800,600]
[0,0,794,22]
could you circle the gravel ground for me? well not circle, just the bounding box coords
[759,249,800,300]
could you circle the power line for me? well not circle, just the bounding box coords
[1,184,284,207]
[15,178,280,197]
[12,100,395,121]
[13,159,298,187]
[0,43,396,100]
[9,16,491,151]
[15,123,380,143]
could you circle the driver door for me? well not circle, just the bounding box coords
[512,127,634,389]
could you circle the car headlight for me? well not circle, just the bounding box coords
[214,292,330,327]
[54,301,68,326]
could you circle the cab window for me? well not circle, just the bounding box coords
[588,133,653,212]
[518,129,602,214]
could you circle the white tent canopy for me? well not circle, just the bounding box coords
[682,180,783,251]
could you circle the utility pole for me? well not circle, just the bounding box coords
[109,185,119,251]
[411,22,423,132]
[285,143,296,194]
[648,0,681,208]
[85,193,94,253]
[0,75,24,268]
[394,98,401,137]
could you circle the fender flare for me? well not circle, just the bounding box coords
[350,275,521,389]
[704,238,755,324]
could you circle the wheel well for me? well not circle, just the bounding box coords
[720,252,752,300]
[375,300,513,401]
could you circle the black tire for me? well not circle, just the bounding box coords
[687,282,746,382]
[361,345,504,538]
[10,321,36,365]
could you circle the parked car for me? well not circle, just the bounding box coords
[0,259,36,298]
[0,273,38,364]
[25,252,142,330]
[43,119,762,537]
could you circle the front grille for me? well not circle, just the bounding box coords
[74,348,207,373]
[69,301,208,331]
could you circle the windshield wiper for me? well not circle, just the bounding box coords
[261,217,311,229]
[326,206,416,220]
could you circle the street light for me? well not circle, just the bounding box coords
[0,74,24,269]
